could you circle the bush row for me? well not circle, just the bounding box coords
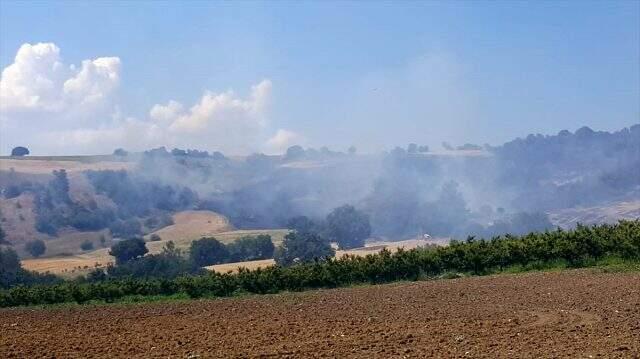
[1,220,638,307]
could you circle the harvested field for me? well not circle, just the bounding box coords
[0,157,134,175]
[1,270,638,358]
[147,211,233,243]
[207,238,438,273]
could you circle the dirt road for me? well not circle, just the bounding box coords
[1,270,639,358]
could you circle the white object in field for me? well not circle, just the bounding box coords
[423,233,431,239]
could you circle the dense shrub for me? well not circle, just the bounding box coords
[10,146,29,156]
[1,221,639,307]
[99,242,202,280]
[0,225,6,244]
[189,237,229,267]
[85,170,197,218]
[227,235,275,262]
[109,237,148,265]
[80,240,94,251]
[274,231,335,266]
[25,239,46,258]
[109,219,142,238]
[324,205,371,249]
[1,247,60,289]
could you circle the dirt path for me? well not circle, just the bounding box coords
[1,270,639,358]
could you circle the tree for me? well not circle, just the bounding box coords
[325,205,371,249]
[10,146,29,156]
[0,224,6,244]
[407,143,418,154]
[284,145,305,160]
[418,145,429,153]
[80,240,94,251]
[348,146,357,155]
[109,237,148,265]
[25,239,46,258]
[286,216,317,234]
[227,235,275,262]
[113,148,128,156]
[171,148,187,156]
[50,169,71,204]
[109,219,142,238]
[0,247,20,288]
[189,237,229,267]
[274,231,335,266]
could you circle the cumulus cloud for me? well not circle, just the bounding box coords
[0,42,120,114]
[0,43,300,155]
[266,129,304,154]
[150,100,184,123]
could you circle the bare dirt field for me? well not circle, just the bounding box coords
[2,269,638,358]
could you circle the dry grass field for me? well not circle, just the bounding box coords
[0,157,134,175]
[20,210,289,277]
[144,210,233,244]
[548,199,640,229]
[207,238,438,273]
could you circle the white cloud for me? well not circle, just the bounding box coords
[62,57,120,107]
[0,42,120,115]
[0,43,300,155]
[150,100,184,123]
[266,129,304,154]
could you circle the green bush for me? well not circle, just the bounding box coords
[189,237,228,267]
[109,237,148,265]
[227,235,274,262]
[274,231,335,266]
[1,221,639,307]
[80,240,94,251]
[25,239,46,258]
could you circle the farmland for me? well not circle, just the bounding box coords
[1,269,638,358]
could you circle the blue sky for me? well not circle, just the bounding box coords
[0,1,638,155]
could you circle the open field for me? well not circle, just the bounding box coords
[0,157,134,174]
[1,269,638,358]
[144,210,234,243]
[207,238,437,273]
[549,199,640,229]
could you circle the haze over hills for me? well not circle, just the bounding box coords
[0,124,638,263]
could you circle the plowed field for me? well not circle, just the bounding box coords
[1,270,639,358]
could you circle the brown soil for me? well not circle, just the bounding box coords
[2,270,639,358]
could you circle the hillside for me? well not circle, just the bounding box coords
[19,210,269,276]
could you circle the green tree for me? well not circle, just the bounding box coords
[0,247,21,288]
[25,239,46,258]
[80,240,94,251]
[274,231,335,266]
[286,216,317,234]
[109,237,148,265]
[50,169,71,204]
[0,224,6,244]
[189,237,229,267]
[109,218,142,238]
[227,235,275,262]
[10,146,29,156]
[325,205,371,249]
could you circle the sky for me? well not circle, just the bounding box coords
[0,0,638,155]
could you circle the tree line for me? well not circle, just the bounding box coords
[1,220,638,307]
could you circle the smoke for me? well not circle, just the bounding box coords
[95,123,637,240]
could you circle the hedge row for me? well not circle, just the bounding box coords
[1,220,638,307]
